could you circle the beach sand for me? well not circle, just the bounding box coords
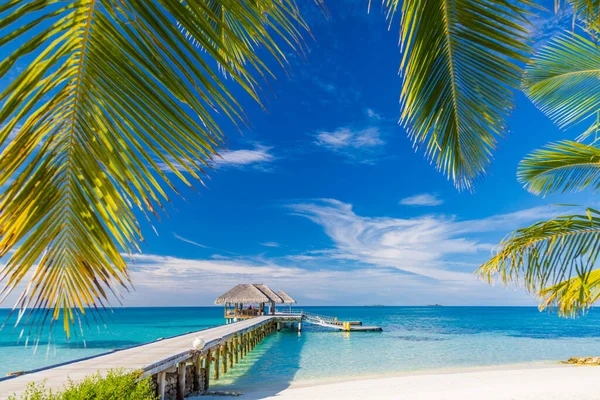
[201,363,600,399]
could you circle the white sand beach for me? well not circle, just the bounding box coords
[202,364,600,400]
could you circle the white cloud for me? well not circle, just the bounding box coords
[120,252,532,307]
[287,199,570,283]
[261,242,280,248]
[366,108,382,120]
[315,127,383,150]
[400,193,444,207]
[157,145,274,173]
[173,233,209,249]
[215,145,274,167]
[314,128,385,164]
[1,201,569,308]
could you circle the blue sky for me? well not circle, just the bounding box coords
[2,1,589,307]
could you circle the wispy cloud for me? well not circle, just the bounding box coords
[261,242,280,248]
[314,78,336,94]
[173,233,209,249]
[400,193,443,207]
[366,108,382,120]
[314,127,385,163]
[157,144,275,173]
[173,233,239,256]
[287,199,571,283]
[120,252,531,306]
[315,127,383,150]
[215,145,274,168]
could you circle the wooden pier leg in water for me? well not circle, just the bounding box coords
[177,361,186,400]
[229,340,234,368]
[204,351,211,391]
[298,321,302,332]
[234,334,239,364]
[213,347,220,380]
[194,356,203,393]
[222,343,227,374]
[158,371,166,400]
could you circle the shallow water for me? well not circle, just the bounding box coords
[1,307,600,388]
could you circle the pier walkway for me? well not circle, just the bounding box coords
[0,310,380,399]
[0,315,298,400]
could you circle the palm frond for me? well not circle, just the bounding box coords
[566,0,600,30]
[383,0,533,190]
[539,267,600,316]
[478,209,600,315]
[0,0,310,336]
[523,32,600,129]
[518,140,600,195]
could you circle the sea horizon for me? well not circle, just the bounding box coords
[2,306,600,387]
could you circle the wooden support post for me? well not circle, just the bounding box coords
[177,361,186,400]
[204,350,212,389]
[213,347,220,380]
[222,343,227,374]
[298,321,302,332]
[158,371,166,400]
[229,340,234,368]
[234,335,239,364]
[194,356,202,393]
[204,351,211,391]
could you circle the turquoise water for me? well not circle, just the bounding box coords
[1,307,600,389]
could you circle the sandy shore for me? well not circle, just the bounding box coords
[200,363,600,399]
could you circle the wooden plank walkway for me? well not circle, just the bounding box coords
[0,316,275,400]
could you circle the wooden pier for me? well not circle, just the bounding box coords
[0,315,300,400]
[1,284,382,399]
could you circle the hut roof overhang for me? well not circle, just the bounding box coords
[276,289,296,304]
[253,284,283,304]
[214,284,283,305]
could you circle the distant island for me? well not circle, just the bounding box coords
[427,304,443,307]
[365,304,385,307]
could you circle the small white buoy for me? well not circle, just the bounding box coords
[192,337,205,350]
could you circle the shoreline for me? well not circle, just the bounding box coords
[203,361,599,399]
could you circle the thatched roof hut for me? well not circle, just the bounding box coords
[214,284,271,305]
[276,289,296,304]
[214,284,283,305]
[253,284,283,304]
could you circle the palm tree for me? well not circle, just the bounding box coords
[0,0,313,336]
[479,29,600,316]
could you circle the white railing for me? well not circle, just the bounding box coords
[274,309,345,327]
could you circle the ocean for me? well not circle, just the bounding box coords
[1,306,600,391]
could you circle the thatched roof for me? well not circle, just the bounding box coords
[276,289,296,304]
[214,284,283,305]
[253,284,283,303]
[214,284,270,305]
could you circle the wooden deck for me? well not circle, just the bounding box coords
[0,316,283,400]
[0,312,378,399]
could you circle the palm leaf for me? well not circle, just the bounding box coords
[523,32,600,130]
[539,268,600,316]
[383,0,533,190]
[478,209,600,315]
[518,140,600,195]
[0,0,311,336]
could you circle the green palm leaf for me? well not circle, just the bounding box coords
[383,0,533,190]
[478,209,600,315]
[518,140,600,195]
[523,32,600,129]
[0,0,311,336]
